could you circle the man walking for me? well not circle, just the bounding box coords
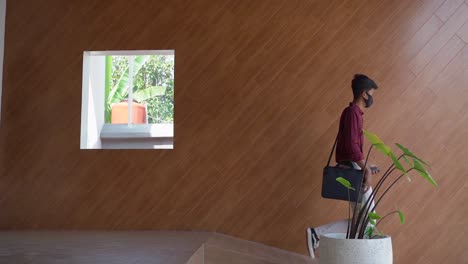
[306,74,380,258]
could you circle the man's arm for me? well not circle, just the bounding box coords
[355,160,368,170]
[344,111,374,191]
[344,111,364,162]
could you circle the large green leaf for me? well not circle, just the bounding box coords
[390,152,410,182]
[368,212,382,220]
[364,130,391,156]
[105,56,113,123]
[398,210,405,224]
[133,85,166,102]
[107,55,150,106]
[402,155,412,166]
[413,159,438,187]
[395,143,430,167]
[336,177,356,191]
[390,152,405,173]
[394,206,405,224]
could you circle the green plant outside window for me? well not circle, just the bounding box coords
[104,55,174,124]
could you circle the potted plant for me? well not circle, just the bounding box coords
[105,56,166,124]
[110,99,148,124]
[319,130,437,264]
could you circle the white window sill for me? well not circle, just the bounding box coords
[100,124,174,139]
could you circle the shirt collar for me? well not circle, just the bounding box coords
[349,102,364,115]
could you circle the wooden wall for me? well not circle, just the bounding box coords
[1,0,467,263]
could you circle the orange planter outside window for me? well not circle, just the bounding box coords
[111,101,147,124]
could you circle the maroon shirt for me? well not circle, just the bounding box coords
[336,102,364,163]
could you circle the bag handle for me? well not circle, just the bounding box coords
[326,133,339,167]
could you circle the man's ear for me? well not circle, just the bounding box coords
[361,90,367,99]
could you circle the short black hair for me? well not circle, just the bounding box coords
[352,74,378,99]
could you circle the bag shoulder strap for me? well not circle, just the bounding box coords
[326,133,339,167]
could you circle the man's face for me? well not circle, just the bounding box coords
[363,89,376,100]
[366,88,376,97]
[362,88,376,108]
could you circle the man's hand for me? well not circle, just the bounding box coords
[363,165,380,192]
[369,164,380,174]
[356,161,379,192]
[356,161,376,191]
[363,167,373,192]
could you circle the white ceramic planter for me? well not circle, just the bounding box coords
[319,233,393,264]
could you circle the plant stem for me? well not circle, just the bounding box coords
[352,165,395,238]
[371,169,414,213]
[376,211,399,227]
[347,189,351,239]
[354,155,404,238]
[350,146,373,238]
[354,166,393,224]
[358,168,414,238]
[355,166,397,236]
[361,157,401,219]
[371,155,404,198]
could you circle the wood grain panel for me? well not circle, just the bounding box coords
[0,231,315,264]
[1,1,467,263]
[435,0,465,21]
[0,231,210,264]
[409,3,468,74]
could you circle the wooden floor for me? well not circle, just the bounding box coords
[1,0,467,263]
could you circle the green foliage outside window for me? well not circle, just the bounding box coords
[105,55,174,124]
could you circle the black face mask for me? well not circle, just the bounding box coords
[363,91,373,108]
